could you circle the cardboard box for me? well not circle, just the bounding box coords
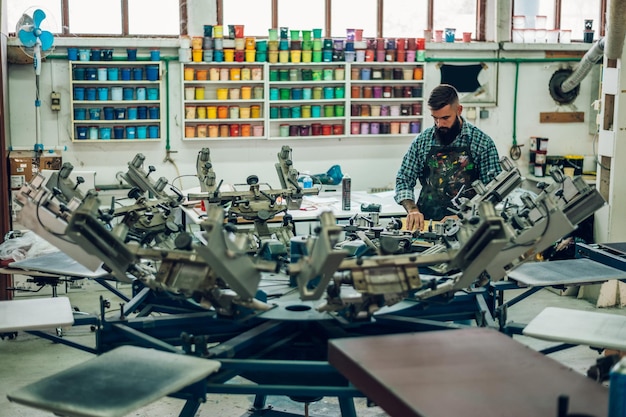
[9,151,36,189]
[38,155,63,171]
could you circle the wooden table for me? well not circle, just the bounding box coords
[328,328,608,417]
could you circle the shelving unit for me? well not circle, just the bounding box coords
[70,61,164,142]
[181,62,266,140]
[180,61,425,141]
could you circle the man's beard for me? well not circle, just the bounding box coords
[435,116,462,146]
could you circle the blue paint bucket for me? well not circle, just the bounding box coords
[107,67,119,81]
[99,127,112,139]
[137,106,148,119]
[146,65,159,81]
[148,106,159,119]
[89,126,99,139]
[136,88,146,100]
[147,88,159,100]
[78,49,90,61]
[292,88,303,100]
[90,49,102,61]
[121,68,131,81]
[67,48,78,60]
[213,50,224,62]
[148,125,159,138]
[88,108,101,120]
[125,126,136,139]
[111,87,123,101]
[323,87,334,99]
[86,88,97,101]
[123,87,134,100]
[103,107,115,120]
[85,67,98,80]
[113,126,125,139]
[127,107,138,120]
[72,67,85,80]
[150,50,160,61]
[136,126,148,139]
[132,67,143,80]
[114,108,126,119]
[270,107,279,119]
[74,108,87,120]
[73,87,85,100]
[291,106,301,118]
[126,48,137,61]
[76,126,88,139]
[97,87,109,101]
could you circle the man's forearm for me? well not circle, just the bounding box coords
[400,199,419,213]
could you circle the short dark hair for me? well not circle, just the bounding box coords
[427,84,460,111]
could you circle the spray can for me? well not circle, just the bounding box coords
[341,174,351,210]
[609,357,626,417]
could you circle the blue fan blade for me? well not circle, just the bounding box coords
[33,9,46,29]
[18,28,37,48]
[39,31,54,50]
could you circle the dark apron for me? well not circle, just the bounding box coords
[417,145,479,220]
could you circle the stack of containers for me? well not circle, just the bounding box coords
[213,25,224,62]
[202,25,214,62]
[312,28,323,62]
[268,28,279,63]
[245,36,256,62]
[290,30,301,63]
[231,24,245,62]
[301,30,312,62]
[278,27,290,63]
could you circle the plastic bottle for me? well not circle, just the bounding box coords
[303,175,313,189]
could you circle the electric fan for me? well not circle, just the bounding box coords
[16,8,56,151]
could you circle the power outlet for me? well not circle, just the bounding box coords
[51,91,61,111]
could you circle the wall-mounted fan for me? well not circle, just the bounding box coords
[15,8,56,150]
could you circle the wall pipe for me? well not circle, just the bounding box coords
[606,0,626,60]
[561,38,605,94]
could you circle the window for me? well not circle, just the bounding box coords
[68,0,122,35]
[514,0,605,41]
[383,0,428,39]
[8,0,62,34]
[7,0,182,36]
[433,0,477,39]
[128,0,181,36]
[331,0,377,39]
[223,0,272,38]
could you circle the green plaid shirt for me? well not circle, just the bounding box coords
[394,117,502,207]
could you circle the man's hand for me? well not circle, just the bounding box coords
[405,209,425,232]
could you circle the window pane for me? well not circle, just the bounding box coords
[129,0,180,35]
[383,0,428,38]
[8,0,62,34]
[68,0,121,34]
[561,0,601,40]
[224,0,272,37]
[331,0,376,39]
[514,0,555,30]
[433,0,477,39]
[278,0,325,37]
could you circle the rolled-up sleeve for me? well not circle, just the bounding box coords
[394,138,422,205]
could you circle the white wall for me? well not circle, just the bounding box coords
[5,2,600,195]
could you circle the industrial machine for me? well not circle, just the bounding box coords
[10,148,605,417]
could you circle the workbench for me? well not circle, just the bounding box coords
[328,328,608,417]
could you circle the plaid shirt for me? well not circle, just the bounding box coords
[394,117,502,206]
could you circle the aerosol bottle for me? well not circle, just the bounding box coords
[341,174,351,211]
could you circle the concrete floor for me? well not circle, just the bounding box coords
[0,275,621,417]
